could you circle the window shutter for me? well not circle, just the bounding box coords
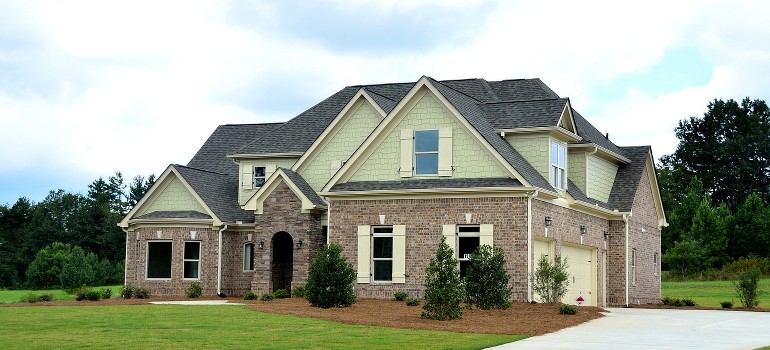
[392,225,406,284]
[438,127,453,177]
[330,160,344,177]
[400,129,413,178]
[357,225,371,284]
[480,224,494,247]
[265,164,277,179]
[241,163,253,190]
[442,224,456,255]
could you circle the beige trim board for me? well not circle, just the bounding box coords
[243,168,327,214]
[227,152,303,160]
[497,127,581,142]
[322,186,538,200]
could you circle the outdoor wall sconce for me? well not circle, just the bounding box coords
[544,216,553,226]
[258,241,264,250]
[580,225,587,235]
[603,231,609,240]
[296,239,304,249]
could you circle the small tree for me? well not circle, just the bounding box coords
[422,237,464,320]
[60,246,94,291]
[465,245,511,309]
[305,244,356,308]
[735,267,765,308]
[531,254,569,303]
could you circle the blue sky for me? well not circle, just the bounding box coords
[2,0,770,205]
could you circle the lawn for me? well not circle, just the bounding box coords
[0,304,523,349]
[661,278,770,308]
[0,285,122,304]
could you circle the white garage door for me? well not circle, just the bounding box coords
[562,244,596,306]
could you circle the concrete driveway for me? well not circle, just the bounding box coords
[489,307,770,349]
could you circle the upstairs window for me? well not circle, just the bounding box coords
[254,166,266,188]
[414,130,439,175]
[550,142,566,189]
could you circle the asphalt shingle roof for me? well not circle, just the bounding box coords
[280,168,327,207]
[331,177,521,192]
[482,98,570,129]
[188,123,284,175]
[174,165,254,223]
[572,110,624,156]
[608,146,652,212]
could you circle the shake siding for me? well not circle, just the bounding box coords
[506,135,550,182]
[568,151,587,193]
[587,154,618,202]
[350,92,508,181]
[142,177,206,214]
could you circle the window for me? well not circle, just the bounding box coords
[243,243,255,271]
[550,142,566,189]
[414,130,439,175]
[457,226,480,278]
[653,252,659,276]
[372,227,394,282]
[254,166,266,188]
[631,248,637,285]
[184,241,201,279]
[147,241,172,279]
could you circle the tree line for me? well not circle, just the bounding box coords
[658,97,770,277]
[0,173,155,289]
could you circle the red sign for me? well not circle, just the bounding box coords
[575,294,585,305]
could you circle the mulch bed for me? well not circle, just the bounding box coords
[4,297,605,336]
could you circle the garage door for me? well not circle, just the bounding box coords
[562,244,596,306]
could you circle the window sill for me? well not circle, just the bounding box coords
[146,278,172,281]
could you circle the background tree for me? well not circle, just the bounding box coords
[128,174,157,208]
[422,237,464,320]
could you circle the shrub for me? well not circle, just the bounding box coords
[394,291,408,301]
[84,290,101,301]
[38,293,53,302]
[291,285,306,298]
[260,293,274,301]
[530,254,569,303]
[243,292,257,300]
[735,267,764,308]
[720,301,734,309]
[683,299,696,306]
[559,304,577,315]
[406,298,420,306]
[20,293,43,303]
[465,245,512,310]
[134,288,150,299]
[185,282,203,298]
[670,298,684,307]
[120,285,134,299]
[422,237,464,320]
[73,287,91,301]
[661,296,672,305]
[59,247,94,290]
[99,288,112,299]
[272,289,290,299]
[25,242,75,289]
[723,256,770,277]
[305,244,356,308]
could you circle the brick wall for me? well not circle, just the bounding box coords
[330,196,529,300]
[627,166,662,305]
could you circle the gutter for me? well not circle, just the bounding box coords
[623,214,630,307]
[217,224,228,297]
[121,228,130,287]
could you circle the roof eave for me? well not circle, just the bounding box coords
[497,127,582,142]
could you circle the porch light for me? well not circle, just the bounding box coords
[258,241,264,250]
[296,239,304,249]
[580,225,587,235]
[544,216,553,227]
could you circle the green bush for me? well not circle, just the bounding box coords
[559,304,577,315]
[406,298,420,306]
[305,244,356,308]
[120,285,134,299]
[134,288,149,299]
[272,289,290,299]
[59,247,94,290]
[720,301,734,308]
[394,291,408,301]
[99,288,112,299]
[670,298,684,307]
[465,245,511,309]
[185,282,203,298]
[661,296,672,305]
[291,285,306,298]
[683,298,696,306]
[735,267,764,308]
[260,293,274,301]
[38,293,54,302]
[723,256,770,277]
[422,237,464,320]
[19,293,49,303]
[243,292,257,300]
[530,254,569,303]
[84,290,100,301]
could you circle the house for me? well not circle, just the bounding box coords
[120,76,666,306]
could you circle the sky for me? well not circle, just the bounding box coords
[1,0,769,205]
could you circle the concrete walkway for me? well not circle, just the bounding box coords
[489,307,770,349]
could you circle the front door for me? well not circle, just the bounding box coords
[271,232,293,293]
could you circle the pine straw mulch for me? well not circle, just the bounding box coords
[4,297,605,336]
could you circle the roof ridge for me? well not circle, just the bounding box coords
[174,164,227,176]
[482,97,568,105]
[351,81,415,88]
[478,79,500,103]
[429,78,483,104]
[362,87,397,102]
[220,122,285,127]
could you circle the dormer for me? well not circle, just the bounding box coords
[226,154,301,205]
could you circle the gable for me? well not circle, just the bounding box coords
[139,176,206,216]
[587,154,619,203]
[298,97,383,191]
[348,91,509,182]
[243,168,326,214]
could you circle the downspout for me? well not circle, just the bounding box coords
[326,201,331,245]
[217,224,228,297]
[623,214,630,307]
[121,228,130,287]
[526,190,538,302]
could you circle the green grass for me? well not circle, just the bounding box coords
[661,279,770,308]
[0,305,523,349]
[0,285,122,304]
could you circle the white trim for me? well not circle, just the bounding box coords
[228,152,303,160]
[243,168,326,213]
[183,241,201,280]
[145,240,173,280]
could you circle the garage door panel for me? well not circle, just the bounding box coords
[562,245,595,306]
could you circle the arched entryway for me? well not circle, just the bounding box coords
[271,232,293,293]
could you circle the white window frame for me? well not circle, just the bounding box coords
[457,225,481,278]
[414,129,439,176]
[550,141,566,190]
[631,248,637,286]
[371,226,394,283]
[146,240,173,280]
[653,251,659,277]
[243,242,255,272]
[253,166,267,188]
[183,241,201,280]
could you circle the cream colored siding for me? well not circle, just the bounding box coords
[506,135,550,182]
[568,151,587,194]
[586,154,618,202]
[144,177,206,214]
[302,102,382,190]
[239,158,298,205]
[350,92,508,182]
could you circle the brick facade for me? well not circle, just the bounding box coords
[627,166,662,305]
